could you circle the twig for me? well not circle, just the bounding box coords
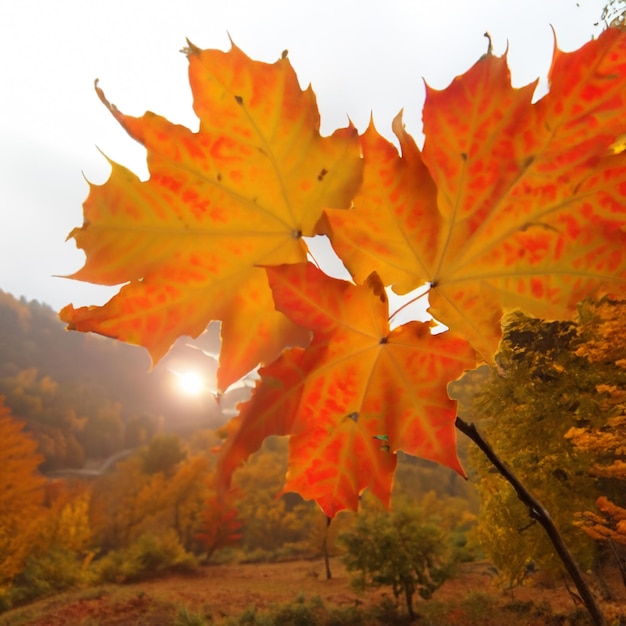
[455,416,607,626]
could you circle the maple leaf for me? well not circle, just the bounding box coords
[217,263,477,517]
[322,28,626,359]
[60,43,362,389]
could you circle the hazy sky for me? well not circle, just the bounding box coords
[0,0,608,312]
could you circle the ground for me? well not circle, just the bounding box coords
[1,559,624,625]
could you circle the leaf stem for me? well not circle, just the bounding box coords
[388,287,430,323]
[455,416,607,626]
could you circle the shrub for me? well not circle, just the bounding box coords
[340,503,454,621]
[96,530,198,583]
[9,547,93,605]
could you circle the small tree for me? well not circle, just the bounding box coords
[339,502,453,621]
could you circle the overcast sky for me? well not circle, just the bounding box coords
[0,0,608,312]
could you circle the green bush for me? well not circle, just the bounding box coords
[96,530,198,583]
[9,547,93,605]
[340,503,455,621]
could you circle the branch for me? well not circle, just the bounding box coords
[455,416,607,626]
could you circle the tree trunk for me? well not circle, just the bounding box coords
[322,515,332,580]
[404,584,415,622]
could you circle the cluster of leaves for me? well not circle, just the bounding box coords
[566,298,626,549]
[460,301,626,584]
[61,30,626,516]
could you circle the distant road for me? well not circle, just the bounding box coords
[44,448,135,478]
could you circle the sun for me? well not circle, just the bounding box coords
[175,370,205,396]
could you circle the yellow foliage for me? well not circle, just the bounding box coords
[41,485,94,554]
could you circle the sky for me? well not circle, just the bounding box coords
[0,0,609,313]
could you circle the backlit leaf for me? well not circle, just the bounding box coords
[61,43,362,389]
[323,28,626,359]
[217,263,477,516]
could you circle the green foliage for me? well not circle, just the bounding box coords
[339,500,454,620]
[96,530,198,583]
[9,547,93,606]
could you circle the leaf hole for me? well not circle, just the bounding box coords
[234,95,244,105]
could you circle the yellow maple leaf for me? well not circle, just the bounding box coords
[61,43,362,389]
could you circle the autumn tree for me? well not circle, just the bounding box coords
[231,438,318,557]
[196,489,242,560]
[0,398,47,588]
[466,310,625,583]
[565,299,626,553]
[90,441,211,553]
[40,480,94,556]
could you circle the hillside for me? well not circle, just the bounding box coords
[0,290,226,468]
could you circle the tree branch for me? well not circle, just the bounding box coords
[455,415,607,626]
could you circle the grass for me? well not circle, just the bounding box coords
[0,558,618,626]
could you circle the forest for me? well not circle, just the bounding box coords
[1,291,625,624]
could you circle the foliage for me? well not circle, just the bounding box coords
[195,489,242,559]
[566,298,626,548]
[141,433,187,475]
[89,446,212,552]
[40,481,95,555]
[466,308,626,583]
[9,547,94,606]
[96,530,198,583]
[339,500,454,620]
[0,399,47,588]
[59,27,626,516]
[230,438,317,557]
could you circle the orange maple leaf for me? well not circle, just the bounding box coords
[60,43,362,389]
[323,28,626,360]
[217,263,477,517]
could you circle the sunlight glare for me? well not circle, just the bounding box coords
[175,370,206,396]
